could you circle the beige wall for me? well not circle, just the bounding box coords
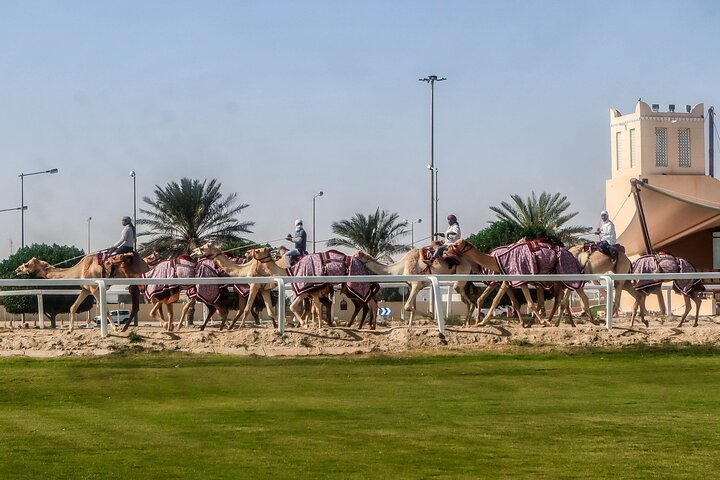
[609,101,705,180]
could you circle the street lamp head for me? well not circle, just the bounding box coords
[130,170,136,178]
[47,168,58,174]
[417,218,422,223]
[318,191,323,197]
[87,216,92,221]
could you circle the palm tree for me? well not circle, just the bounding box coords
[489,191,591,244]
[326,208,408,262]
[138,178,254,256]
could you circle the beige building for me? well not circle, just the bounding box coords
[606,101,720,268]
[605,100,719,313]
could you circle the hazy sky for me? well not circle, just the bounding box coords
[1,0,719,259]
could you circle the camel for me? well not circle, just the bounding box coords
[15,253,149,333]
[627,254,704,328]
[192,244,281,329]
[352,248,476,327]
[445,239,557,327]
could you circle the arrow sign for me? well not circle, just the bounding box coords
[377,307,392,316]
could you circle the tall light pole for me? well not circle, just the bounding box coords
[427,165,439,236]
[19,168,59,249]
[87,217,92,253]
[405,218,422,247]
[419,75,445,243]
[312,191,324,253]
[130,171,137,250]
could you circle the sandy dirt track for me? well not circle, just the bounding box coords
[1,314,720,357]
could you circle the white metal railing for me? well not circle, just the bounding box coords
[0,271,717,338]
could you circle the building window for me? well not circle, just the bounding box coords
[629,128,637,168]
[655,127,667,167]
[714,232,720,270]
[616,131,622,169]
[679,128,690,167]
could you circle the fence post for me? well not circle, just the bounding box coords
[275,278,286,335]
[601,275,613,330]
[97,280,108,338]
[429,276,444,333]
[37,294,45,330]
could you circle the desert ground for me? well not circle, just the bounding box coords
[2,313,720,357]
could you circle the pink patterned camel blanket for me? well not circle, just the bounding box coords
[289,250,378,302]
[187,258,226,305]
[142,255,196,301]
[632,254,704,297]
[493,240,584,290]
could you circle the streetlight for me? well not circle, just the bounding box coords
[427,165,439,237]
[312,191,324,253]
[0,206,27,214]
[19,168,59,248]
[419,74,446,244]
[130,171,137,250]
[87,217,92,253]
[405,218,422,247]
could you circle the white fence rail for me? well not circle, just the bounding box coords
[0,272,717,338]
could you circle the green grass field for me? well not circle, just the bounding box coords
[1,347,719,479]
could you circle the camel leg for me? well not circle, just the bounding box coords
[546,284,564,326]
[177,299,195,330]
[259,289,276,328]
[480,282,511,326]
[677,296,692,328]
[289,295,306,327]
[368,298,378,330]
[404,282,427,329]
[237,285,263,329]
[692,294,702,327]
[166,303,176,332]
[473,284,498,326]
[347,298,362,328]
[575,287,593,325]
[229,296,248,330]
[217,306,229,331]
[199,304,217,331]
[452,281,473,326]
[520,285,545,326]
[612,280,626,313]
[68,289,92,333]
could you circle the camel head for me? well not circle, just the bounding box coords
[250,247,272,263]
[353,251,374,264]
[143,251,163,267]
[15,257,52,278]
[193,242,223,259]
[446,238,469,255]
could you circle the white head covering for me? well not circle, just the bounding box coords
[600,210,609,217]
[295,219,303,226]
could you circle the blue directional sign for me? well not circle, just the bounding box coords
[377,307,392,316]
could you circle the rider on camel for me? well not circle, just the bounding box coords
[595,210,617,261]
[284,219,307,266]
[109,216,136,256]
[425,214,462,266]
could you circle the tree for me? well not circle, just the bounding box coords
[139,178,254,257]
[466,220,523,252]
[467,221,564,253]
[326,208,408,262]
[489,191,591,244]
[0,244,94,328]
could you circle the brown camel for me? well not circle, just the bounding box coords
[352,248,475,327]
[15,253,149,333]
